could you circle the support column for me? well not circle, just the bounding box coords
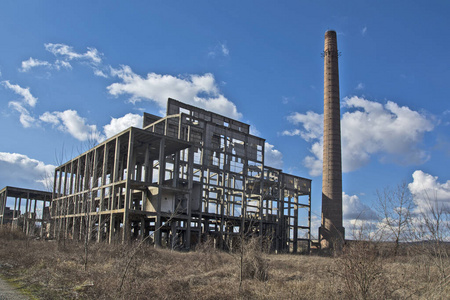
[185,147,194,249]
[109,214,115,244]
[155,137,165,247]
[0,189,6,225]
[293,196,298,253]
[24,193,29,234]
[13,197,18,224]
[112,137,121,211]
[122,130,134,243]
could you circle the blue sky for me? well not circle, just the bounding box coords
[1,1,449,238]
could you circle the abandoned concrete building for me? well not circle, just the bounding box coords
[1,98,312,253]
[0,186,52,237]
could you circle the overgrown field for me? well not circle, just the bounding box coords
[0,228,448,299]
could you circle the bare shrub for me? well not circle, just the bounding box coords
[194,237,223,272]
[240,238,269,282]
[5,233,449,299]
[0,225,27,240]
[334,241,390,300]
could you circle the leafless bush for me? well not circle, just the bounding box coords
[334,241,390,300]
[0,225,27,240]
[194,237,224,272]
[240,237,269,282]
[3,232,450,299]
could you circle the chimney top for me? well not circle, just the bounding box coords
[325,30,337,38]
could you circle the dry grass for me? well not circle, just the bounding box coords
[0,228,449,299]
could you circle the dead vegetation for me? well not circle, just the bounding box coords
[0,227,449,299]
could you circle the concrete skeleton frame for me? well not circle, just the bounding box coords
[0,186,52,236]
[51,98,312,253]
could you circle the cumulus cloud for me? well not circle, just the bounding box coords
[2,80,38,128]
[20,57,51,72]
[283,97,434,176]
[343,97,434,170]
[343,192,378,221]
[284,111,322,141]
[264,142,283,169]
[40,110,103,142]
[38,110,144,142]
[1,79,144,143]
[408,170,450,213]
[0,152,56,190]
[108,65,242,119]
[342,192,380,240]
[283,111,323,176]
[103,113,143,138]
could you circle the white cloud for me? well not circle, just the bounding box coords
[408,170,450,213]
[283,96,434,176]
[40,110,103,142]
[2,80,38,128]
[285,111,322,141]
[20,57,51,72]
[19,57,73,72]
[103,113,143,138]
[346,218,380,241]
[342,97,434,171]
[0,152,56,190]
[37,109,145,143]
[45,43,102,64]
[264,142,283,169]
[343,192,378,221]
[2,80,37,107]
[93,69,108,78]
[108,65,242,119]
[283,97,434,176]
[303,140,323,177]
[55,60,72,70]
[281,129,301,136]
[283,111,323,176]
[342,192,381,240]
[8,101,36,128]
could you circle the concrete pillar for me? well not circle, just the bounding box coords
[155,137,166,247]
[122,129,134,243]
